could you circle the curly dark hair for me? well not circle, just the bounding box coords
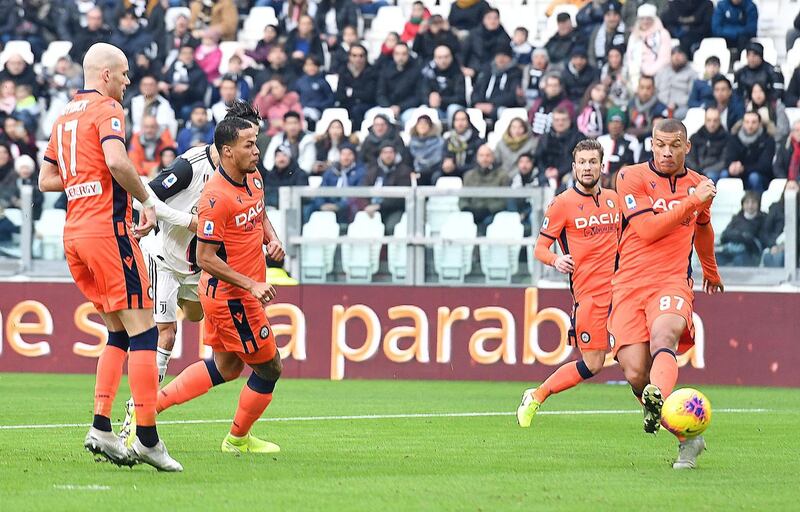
[224,99,261,127]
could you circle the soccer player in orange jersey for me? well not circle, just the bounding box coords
[609,119,723,469]
[517,139,621,427]
[37,43,181,471]
[137,115,284,453]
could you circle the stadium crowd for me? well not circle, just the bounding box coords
[0,0,797,267]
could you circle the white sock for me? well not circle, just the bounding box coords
[156,348,172,382]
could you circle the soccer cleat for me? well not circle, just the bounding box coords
[642,384,664,434]
[673,435,706,469]
[221,433,281,454]
[84,427,135,467]
[129,438,183,472]
[516,388,541,428]
[118,398,137,449]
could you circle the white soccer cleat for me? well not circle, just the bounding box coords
[673,435,706,469]
[84,427,135,467]
[129,438,183,472]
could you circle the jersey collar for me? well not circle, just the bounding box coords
[218,165,246,187]
[76,88,101,95]
[572,184,601,206]
[647,159,688,179]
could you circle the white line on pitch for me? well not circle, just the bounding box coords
[0,408,770,431]
[53,484,110,491]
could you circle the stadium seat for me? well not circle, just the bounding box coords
[426,177,463,237]
[784,43,800,83]
[785,107,800,127]
[0,41,34,67]
[165,6,191,31]
[366,6,404,60]
[342,211,384,282]
[316,107,352,136]
[404,106,442,136]
[218,41,245,74]
[465,108,488,139]
[541,4,578,42]
[240,7,278,47]
[300,211,338,282]
[737,37,778,68]
[266,209,286,250]
[711,178,746,239]
[41,41,72,71]
[691,38,730,75]
[761,179,787,213]
[479,211,523,284]
[435,176,463,189]
[359,107,397,140]
[488,108,528,149]
[308,175,323,188]
[4,208,22,226]
[35,209,66,260]
[683,107,706,138]
[433,212,477,283]
[499,6,537,39]
[387,213,408,282]
[324,74,339,93]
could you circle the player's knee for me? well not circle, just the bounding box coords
[650,331,679,353]
[217,358,245,382]
[581,358,604,376]
[254,354,282,382]
[622,364,648,391]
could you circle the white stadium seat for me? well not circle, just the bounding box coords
[316,107,352,136]
[35,209,66,260]
[691,38,730,76]
[218,41,245,74]
[761,179,787,213]
[359,107,397,140]
[165,6,191,31]
[300,211,338,282]
[41,41,72,71]
[307,175,323,188]
[0,41,34,67]
[433,212,477,284]
[488,108,528,150]
[4,208,22,226]
[426,177,463,238]
[683,107,706,138]
[435,176,463,189]
[711,178,746,239]
[784,107,800,127]
[480,211,523,284]
[387,213,408,282]
[466,108,488,139]
[737,37,778,68]
[240,7,278,47]
[342,211,384,282]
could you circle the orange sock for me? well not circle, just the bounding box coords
[157,360,227,413]
[128,328,159,427]
[533,360,593,403]
[94,344,127,418]
[231,374,276,437]
[650,348,678,398]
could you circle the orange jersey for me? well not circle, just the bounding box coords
[537,186,621,299]
[614,161,710,289]
[44,89,130,240]
[197,167,266,300]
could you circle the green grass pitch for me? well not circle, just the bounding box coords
[0,373,797,511]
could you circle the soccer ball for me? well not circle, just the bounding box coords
[660,388,712,437]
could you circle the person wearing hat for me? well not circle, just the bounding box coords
[625,3,672,87]
[412,14,461,62]
[587,1,627,68]
[522,48,552,107]
[545,11,587,67]
[621,0,666,36]
[562,46,599,103]
[471,43,523,122]
[359,141,413,234]
[712,0,758,55]
[461,8,511,78]
[309,142,365,223]
[661,0,713,58]
[262,143,309,209]
[654,46,697,120]
[733,41,784,103]
[597,107,640,188]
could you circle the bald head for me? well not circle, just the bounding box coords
[83,43,130,102]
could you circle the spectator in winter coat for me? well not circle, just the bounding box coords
[310,143,365,222]
[627,75,669,141]
[734,41,784,102]
[129,115,177,177]
[335,44,377,128]
[587,1,627,68]
[254,77,304,137]
[545,12,587,67]
[461,145,511,228]
[158,14,199,70]
[783,62,800,109]
[511,27,533,66]
[448,0,492,32]
[360,114,410,166]
[601,45,631,108]
[522,49,552,107]
[69,7,112,64]
[734,82,790,143]
[263,112,317,173]
[576,0,609,38]
[625,4,672,87]
[0,154,42,220]
[189,0,238,41]
[717,191,766,266]
[313,119,360,175]
[315,0,359,40]
[280,0,318,33]
[534,108,584,184]
[194,28,223,85]
[655,47,697,120]
[293,56,335,130]
[561,47,600,104]
[328,25,360,74]
[471,46,522,122]
[130,74,178,138]
[244,25,279,67]
[713,75,745,131]
[773,121,800,181]
[461,8,511,78]
[176,104,215,154]
[687,107,730,181]
[723,111,776,192]
[211,76,241,125]
[495,117,537,177]
[285,15,325,66]
[576,82,608,138]
[262,144,310,208]
[250,46,301,98]
[510,153,538,228]
[440,109,485,181]
[528,73,576,136]
[789,11,800,53]
[159,44,209,121]
[110,10,157,71]
[376,43,421,123]
[408,115,444,185]
[688,56,721,108]
[760,180,799,267]
[598,107,640,188]
[661,0,713,58]
[621,0,667,36]
[419,45,467,124]
[712,0,758,54]
[360,142,414,234]
[412,15,461,62]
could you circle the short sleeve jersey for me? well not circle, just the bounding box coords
[540,186,621,299]
[197,167,267,300]
[613,161,711,289]
[44,89,129,240]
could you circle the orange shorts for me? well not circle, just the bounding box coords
[201,295,276,365]
[569,292,611,351]
[608,283,695,358]
[65,236,153,313]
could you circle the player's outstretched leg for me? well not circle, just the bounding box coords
[85,330,134,466]
[222,356,282,454]
[517,351,603,428]
[673,435,706,469]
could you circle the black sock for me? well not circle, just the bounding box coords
[137,425,159,448]
[93,414,112,432]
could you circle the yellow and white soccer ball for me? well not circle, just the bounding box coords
[661,388,712,437]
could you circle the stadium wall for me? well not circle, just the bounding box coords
[0,283,796,387]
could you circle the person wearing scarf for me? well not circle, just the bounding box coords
[309,143,364,222]
[441,109,485,181]
[588,1,626,67]
[577,82,608,138]
[624,3,671,88]
[408,115,444,185]
[722,111,775,192]
[401,2,431,42]
[717,191,766,266]
[495,117,537,177]
[282,0,318,33]
[687,107,730,182]
[460,144,511,228]
[626,75,669,141]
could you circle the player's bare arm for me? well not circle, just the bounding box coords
[196,239,276,304]
[38,160,65,192]
[263,213,284,261]
[694,221,724,294]
[102,138,157,237]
